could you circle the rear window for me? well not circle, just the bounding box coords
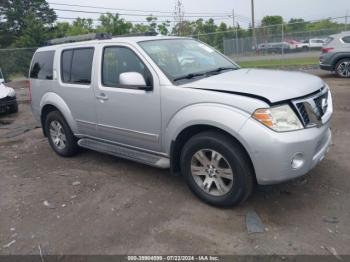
[61,48,94,85]
[324,37,334,46]
[342,36,350,43]
[30,51,55,80]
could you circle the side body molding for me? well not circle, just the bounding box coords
[164,103,252,155]
[39,92,78,134]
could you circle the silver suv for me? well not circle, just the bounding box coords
[320,31,350,77]
[30,34,333,207]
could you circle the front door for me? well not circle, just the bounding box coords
[94,44,162,152]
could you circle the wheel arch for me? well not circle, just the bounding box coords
[332,53,350,70]
[169,124,256,181]
[40,92,77,136]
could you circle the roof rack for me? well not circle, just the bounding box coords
[46,33,112,46]
[46,31,159,46]
[117,31,158,37]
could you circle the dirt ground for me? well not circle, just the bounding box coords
[0,70,349,256]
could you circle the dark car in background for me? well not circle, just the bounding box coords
[257,42,292,54]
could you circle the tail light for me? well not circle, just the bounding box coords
[322,47,334,54]
[27,80,32,102]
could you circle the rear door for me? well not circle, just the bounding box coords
[57,46,98,136]
[29,50,56,119]
[93,43,162,152]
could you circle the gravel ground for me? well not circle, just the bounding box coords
[0,71,349,256]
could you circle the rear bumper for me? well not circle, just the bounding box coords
[239,118,332,185]
[320,63,333,71]
[0,96,17,113]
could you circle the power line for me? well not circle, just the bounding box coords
[57,16,168,23]
[53,8,232,18]
[57,16,232,23]
[49,2,231,15]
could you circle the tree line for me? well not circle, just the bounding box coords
[0,0,345,77]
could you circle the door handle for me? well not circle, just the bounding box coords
[96,93,109,101]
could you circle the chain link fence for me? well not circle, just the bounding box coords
[0,16,348,78]
[0,48,37,81]
[222,17,347,62]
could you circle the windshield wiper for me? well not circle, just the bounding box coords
[205,67,237,75]
[173,72,206,82]
[173,67,237,82]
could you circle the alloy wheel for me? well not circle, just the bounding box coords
[49,120,67,150]
[337,61,350,78]
[190,149,234,196]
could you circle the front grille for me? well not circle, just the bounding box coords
[296,103,310,126]
[293,87,329,127]
[314,92,328,116]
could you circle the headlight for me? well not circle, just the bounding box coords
[253,104,303,132]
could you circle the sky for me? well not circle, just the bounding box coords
[51,0,350,27]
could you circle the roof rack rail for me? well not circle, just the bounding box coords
[116,31,158,37]
[46,33,112,46]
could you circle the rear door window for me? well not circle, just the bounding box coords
[61,48,94,85]
[30,51,55,80]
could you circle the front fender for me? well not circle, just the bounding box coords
[40,92,78,134]
[164,103,251,154]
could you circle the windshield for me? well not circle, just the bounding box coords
[139,39,239,83]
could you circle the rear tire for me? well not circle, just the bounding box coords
[180,131,254,207]
[44,111,79,157]
[335,58,350,78]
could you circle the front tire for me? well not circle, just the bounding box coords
[180,131,254,207]
[335,58,350,78]
[44,111,79,157]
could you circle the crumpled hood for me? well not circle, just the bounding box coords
[182,68,325,103]
[0,83,16,99]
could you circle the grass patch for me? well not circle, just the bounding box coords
[238,57,319,69]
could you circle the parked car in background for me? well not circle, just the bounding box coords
[285,39,300,50]
[0,82,18,114]
[320,31,350,78]
[0,68,5,83]
[30,34,333,207]
[297,39,325,50]
[257,42,291,54]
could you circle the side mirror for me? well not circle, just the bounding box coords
[119,72,152,91]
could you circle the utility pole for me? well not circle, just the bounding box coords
[174,0,185,36]
[346,10,349,31]
[232,9,238,56]
[251,0,257,51]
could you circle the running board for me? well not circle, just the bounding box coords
[78,138,170,169]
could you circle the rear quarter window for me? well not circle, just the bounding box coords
[30,51,55,80]
[324,37,334,46]
[342,36,350,43]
